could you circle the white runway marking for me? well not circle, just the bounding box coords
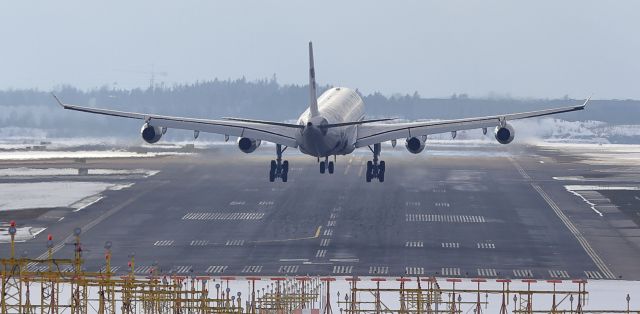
[278,265,299,273]
[513,269,534,278]
[330,258,359,263]
[406,201,421,207]
[172,265,192,274]
[279,258,308,262]
[153,240,174,246]
[407,214,486,223]
[241,266,263,273]
[135,265,155,274]
[477,242,495,249]
[258,201,274,206]
[477,268,497,277]
[441,242,460,248]
[327,220,336,227]
[225,240,245,246]
[509,157,531,180]
[405,267,424,275]
[585,270,604,279]
[532,183,616,279]
[190,240,209,246]
[206,265,228,273]
[315,249,327,258]
[357,163,365,177]
[548,270,570,278]
[405,241,424,247]
[99,265,121,273]
[320,239,331,247]
[182,212,265,220]
[435,202,450,207]
[229,201,245,205]
[333,265,353,274]
[323,229,333,236]
[441,267,461,277]
[369,266,389,275]
[330,213,338,219]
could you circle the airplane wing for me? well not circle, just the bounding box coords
[53,95,301,147]
[355,97,590,148]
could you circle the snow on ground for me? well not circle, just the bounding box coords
[2,276,635,312]
[537,142,640,165]
[0,150,189,161]
[208,276,640,312]
[0,224,46,243]
[0,181,132,211]
[0,167,159,177]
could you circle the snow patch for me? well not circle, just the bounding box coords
[0,151,189,161]
[0,167,159,177]
[0,182,133,211]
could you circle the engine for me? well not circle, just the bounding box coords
[405,137,426,154]
[140,123,163,144]
[494,123,515,144]
[237,137,261,153]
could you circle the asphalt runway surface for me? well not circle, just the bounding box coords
[2,143,640,280]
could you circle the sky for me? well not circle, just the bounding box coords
[0,0,638,99]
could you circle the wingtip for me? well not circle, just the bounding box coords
[581,95,593,108]
[51,93,64,107]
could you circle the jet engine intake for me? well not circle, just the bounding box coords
[494,123,515,144]
[237,137,261,153]
[405,136,426,154]
[141,123,163,144]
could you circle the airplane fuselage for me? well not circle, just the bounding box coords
[295,87,364,157]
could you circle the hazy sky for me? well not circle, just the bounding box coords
[0,1,638,99]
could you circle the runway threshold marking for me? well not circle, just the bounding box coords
[250,226,321,244]
[532,183,616,279]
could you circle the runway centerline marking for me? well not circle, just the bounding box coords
[532,183,616,279]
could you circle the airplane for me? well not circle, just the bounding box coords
[54,42,589,183]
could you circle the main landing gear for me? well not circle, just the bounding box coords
[269,144,289,182]
[319,156,335,174]
[366,143,385,182]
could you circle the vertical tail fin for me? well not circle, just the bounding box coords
[308,41,320,117]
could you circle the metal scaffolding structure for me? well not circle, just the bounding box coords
[1,223,639,313]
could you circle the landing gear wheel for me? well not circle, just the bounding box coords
[269,160,277,182]
[282,160,289,182]
[328,161,334,174]
[366,161,373,182]
[378,160,385,182]
[320,161,326,174]
[270,144,290,182]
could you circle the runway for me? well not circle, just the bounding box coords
[2,142,640,280]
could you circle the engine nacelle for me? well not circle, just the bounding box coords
[140,123,163,144]
[494,123,515,144]
[237,137,261,153]
[405,137,426,154]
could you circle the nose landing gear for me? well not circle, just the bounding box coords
[366,143,385,182]
[269,144,289,182]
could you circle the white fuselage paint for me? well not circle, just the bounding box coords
[295,87,364,157]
